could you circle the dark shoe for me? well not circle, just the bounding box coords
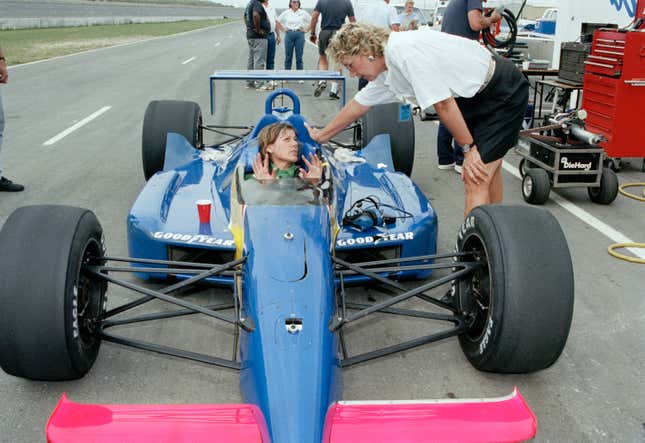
[0,177,25,192]
[313,80,327,97]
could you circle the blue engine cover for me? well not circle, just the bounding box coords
[239,205,341,443]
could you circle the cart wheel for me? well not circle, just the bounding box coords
[360,102,415,176]
[605,158,621,173]
[455,205,574,373]
[588,167,618,205]
[518,158,536,178]
[522,168,550,204]
[0,206,107,381]
[142,100,202,180]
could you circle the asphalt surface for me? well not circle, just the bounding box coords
[0,0,243,19]
[1,22,645,442]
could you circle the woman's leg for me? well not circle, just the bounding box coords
[284,32,294,70]
[489,163,504,204]
[294,32,305,70]
[463,158,502,216]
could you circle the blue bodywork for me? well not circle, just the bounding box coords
[127,87,437,442]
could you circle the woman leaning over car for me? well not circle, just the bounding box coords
[306,23,529,217]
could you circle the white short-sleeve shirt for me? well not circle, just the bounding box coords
[278,8,312,31]
[354,27,492,110]
[359,2,400,29]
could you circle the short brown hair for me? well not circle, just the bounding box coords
[257,122,297,157]
[327,23,390,67]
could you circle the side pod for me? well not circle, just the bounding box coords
[322,388,536,443]
[46,394,271,443]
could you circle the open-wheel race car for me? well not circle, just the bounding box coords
[0,72,575,442]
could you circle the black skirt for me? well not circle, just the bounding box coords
[456,54,529,163]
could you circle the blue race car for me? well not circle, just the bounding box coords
[0,72,575,443]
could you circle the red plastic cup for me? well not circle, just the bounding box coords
[196,199,212,224]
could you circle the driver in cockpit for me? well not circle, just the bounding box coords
[251,122,323,184]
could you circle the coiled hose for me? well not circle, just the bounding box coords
[608,182,645,264]
[482,8,518,53]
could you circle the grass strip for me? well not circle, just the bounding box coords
[1,19,237,65]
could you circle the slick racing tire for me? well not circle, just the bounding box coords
[588,167,618,205]
[142,100,203,180]
[455,205,574,373]
[0,206,107,381]
[360,102,415,176]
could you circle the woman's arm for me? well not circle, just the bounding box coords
[306,99,370,143]
[434,97,488,184]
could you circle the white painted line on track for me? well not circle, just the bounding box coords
[43,106,111,146]
[214,42,221,47]
[502,161,645,259]
[182,56,196,65]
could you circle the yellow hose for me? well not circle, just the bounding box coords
[618,182,645,202]
[608,182,645,264]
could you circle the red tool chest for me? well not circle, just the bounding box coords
[581,14,645,158]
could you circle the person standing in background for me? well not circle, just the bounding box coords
[245,0,271,90]
[357,0,400,90]
[263,0,281,89]
[436,0,500,174]
[0,46,24,192]
[309,0,355,99]
[399,0,420,31]
[278,0,311,77]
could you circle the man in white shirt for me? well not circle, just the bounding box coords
[357,0,400,90]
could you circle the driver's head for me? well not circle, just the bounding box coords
[258,122,299,165]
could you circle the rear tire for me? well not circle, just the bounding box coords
[455,205,574,373]
[588,167,618,204]
[360,102,415,176]
[0,206,107,380]
[142,100,202,180]
[522,168,550,204]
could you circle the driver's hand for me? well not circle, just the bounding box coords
[300,153,322,183]
[461,147,489,185]
[252,153,278,182]
[491,9,502,23]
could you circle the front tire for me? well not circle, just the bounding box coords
[0,206,107,380]
[360,102,415,176]
[142,100,202,180]
[455,205,574,373]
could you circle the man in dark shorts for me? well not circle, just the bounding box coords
[309,0,355,99]
[436,0,500,174]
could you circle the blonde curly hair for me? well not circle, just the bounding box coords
[327,23,390,67]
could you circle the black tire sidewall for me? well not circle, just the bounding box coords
[360,103,415,176]
[455,205,574,373]
[142,100,202,180]
[522,168,550,204]
[0,206,106,380]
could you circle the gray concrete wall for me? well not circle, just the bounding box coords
[0,16,225,30]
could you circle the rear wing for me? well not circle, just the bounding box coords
[210,69,347,114]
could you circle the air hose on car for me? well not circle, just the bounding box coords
[608,182,645,264]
